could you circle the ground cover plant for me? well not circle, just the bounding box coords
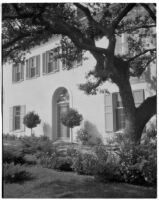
[3,163,33,183]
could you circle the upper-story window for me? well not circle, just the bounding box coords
[26,55,40,79]
[42,48,60,75]
[12,63,24,83]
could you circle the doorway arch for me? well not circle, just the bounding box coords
[52,87,72,141]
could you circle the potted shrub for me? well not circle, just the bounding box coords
[23,111,41,136]
[60,108,83,142]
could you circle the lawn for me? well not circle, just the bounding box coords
[3,166,156,198]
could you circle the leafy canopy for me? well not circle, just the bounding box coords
[2,3,156,94]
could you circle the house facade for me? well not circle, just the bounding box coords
[3,34,156,144]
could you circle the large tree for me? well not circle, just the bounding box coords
[2,3,156,143]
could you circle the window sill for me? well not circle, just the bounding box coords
[26,75,40,80]
[12,80,24,84]
[43,70,59,76]
[130,78,146,84]
[10,129,25,133]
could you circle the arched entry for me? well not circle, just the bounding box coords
[52,87,70,141]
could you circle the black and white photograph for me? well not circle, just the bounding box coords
[2,2,157,198]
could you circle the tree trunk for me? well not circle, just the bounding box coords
[118,77,156,143]
[117,78,137,142]
[135,95,157,142]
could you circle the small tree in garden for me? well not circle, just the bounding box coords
[61,108,83,141]
[23,111,41,135]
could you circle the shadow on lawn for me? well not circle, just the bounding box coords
[34,178,157,198]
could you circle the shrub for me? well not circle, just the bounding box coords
[3,133,18,141]
[76,129,90,145]
[66,146,79,157]
[3,163,33,183]
[3,146,25,165]
[23,111,41,135]
[23,154,37,165]
[20,135,54,155]
[53,156,73,171]
[93,145,120,182]
[117,143,156,185]
[72,152,97,175]
[60,108,83,128]
[114,130,157,186]
[39,152,73,172]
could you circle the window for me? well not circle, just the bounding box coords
[9,105,26,132]
[115,90,144,131]
[26,55,40,79]
[14,106,21,130]
[12,63,24,83]
[104,90,144,132]
[43,48,60,74]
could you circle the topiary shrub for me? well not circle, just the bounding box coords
[3,163,33,183]
[61,108,83,141]
[61,108,83,128]
[23,111,41,135]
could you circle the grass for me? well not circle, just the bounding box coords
[3,166,156,198]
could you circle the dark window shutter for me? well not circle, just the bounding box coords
[133,90,145,107]
[42,52,47,74]
[12,65,16,82]
[28,58,32,78]
[20,105,26,131]
[21,63,24,80]
[46,51,49,73]
[9,107,13,131]
[26,60,29,79]
[104,93,116,132]
[36,55,40,76]
[54,48,60,71]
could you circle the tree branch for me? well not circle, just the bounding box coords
[141,4,156,23]
[118,24,156,34]
[112,3,136,30]
[74,3,108,35]
[128,48,156,62]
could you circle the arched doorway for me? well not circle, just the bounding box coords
[52,87,70,141]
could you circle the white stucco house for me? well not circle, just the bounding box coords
[3,32,156,144]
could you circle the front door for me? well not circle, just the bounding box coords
[57,102,70,140]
